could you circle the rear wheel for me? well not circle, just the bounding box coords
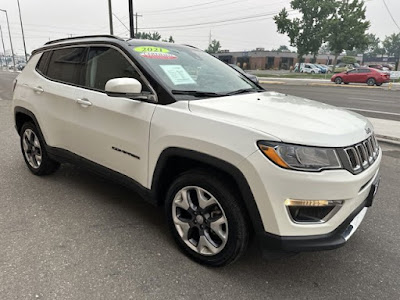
[311,71,315,74]
[335,77,342,84]
[367,78,376,86]
[376,83,382,86]
[344,82,349,85]
[165,170,249,267]
[20,122,60,175]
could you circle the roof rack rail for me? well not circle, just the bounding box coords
[182,44,199,50]
[45,35,124,45]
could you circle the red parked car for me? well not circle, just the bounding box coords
[331,68,390,86]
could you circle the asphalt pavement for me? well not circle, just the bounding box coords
[0,71,17,100]
[1,71,400,299]
[260,83,400,121]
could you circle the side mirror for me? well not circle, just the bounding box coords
[105,78,142,94]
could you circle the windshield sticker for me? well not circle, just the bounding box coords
[134,46,169,53]
[140,52,177,60]
[160,65,196,85]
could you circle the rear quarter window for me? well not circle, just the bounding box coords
[36,51,51,75]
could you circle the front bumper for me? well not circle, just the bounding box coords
[256,173,379,253]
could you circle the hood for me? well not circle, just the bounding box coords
[188,91,372,147]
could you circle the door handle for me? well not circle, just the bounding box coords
[33,86,44,94]
[76,98,92,107]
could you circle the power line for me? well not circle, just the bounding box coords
[138,10,292,30]
[143,0,243,15]
[112,13,129,32]
[382,0,400,31]
[141,0,228,14]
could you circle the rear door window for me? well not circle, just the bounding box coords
[46,47,86,85]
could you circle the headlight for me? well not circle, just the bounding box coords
[257,141,341,171]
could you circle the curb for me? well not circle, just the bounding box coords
[376,134,400,147]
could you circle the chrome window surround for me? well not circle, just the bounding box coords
[34,43,158,103]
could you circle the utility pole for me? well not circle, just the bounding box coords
[16,0,28,62]
[128,0,134,38]
[135,13,143,35]
[209,30,212,46]
[0,9,16,71]
[0,24,9,69]
[108,0,114,35]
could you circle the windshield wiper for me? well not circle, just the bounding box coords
[171,90,225,97]
[226,88,262,96]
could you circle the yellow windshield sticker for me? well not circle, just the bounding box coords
[134,46,170,53]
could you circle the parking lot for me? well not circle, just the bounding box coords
[1,71,400,299]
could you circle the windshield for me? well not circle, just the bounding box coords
[229,64,245,74]
[130,44,260,97]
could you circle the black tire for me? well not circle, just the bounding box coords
[376,83,382,86]
[20,122,60,176]
[335,77,342,84]
[165,169,249,267]
[311,71,315,74]
[344,82,349,85]
[367,78,375,86]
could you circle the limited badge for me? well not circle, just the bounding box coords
[140,52,177,60]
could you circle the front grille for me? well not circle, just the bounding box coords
[343,135,379,174]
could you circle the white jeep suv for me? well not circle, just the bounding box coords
[12,36,381,266]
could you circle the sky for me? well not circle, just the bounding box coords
[0,0,399,56]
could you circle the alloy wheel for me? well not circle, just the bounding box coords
[172,186,228,256]
[22,129,42,169]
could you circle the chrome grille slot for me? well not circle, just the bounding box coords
[364,139,374,163]
[343,135,379,174]
[345,147,361,171]
[356,144,368,167]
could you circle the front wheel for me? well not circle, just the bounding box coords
[165,170,249,267]
[367,78,376,86]
[376,83,382,86]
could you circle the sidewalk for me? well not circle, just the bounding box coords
[369,118,400,145]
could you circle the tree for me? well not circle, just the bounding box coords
[272,45,290,52]
[319,43,331,55]
[206,39,221,54]
[383,33,400,70]
[365,33,381,55]
[274,0,336,61]
[326,0,370,71]
[136,31,162,41]
[162,36,175,43]
[341,56,357,64]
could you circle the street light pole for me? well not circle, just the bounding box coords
[0,24,9,69]
[108,0,114,35]
[16,0,28,62]
[0,9,16,71]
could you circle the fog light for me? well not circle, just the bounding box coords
[285,199,343,223]
[284,199,343,207]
